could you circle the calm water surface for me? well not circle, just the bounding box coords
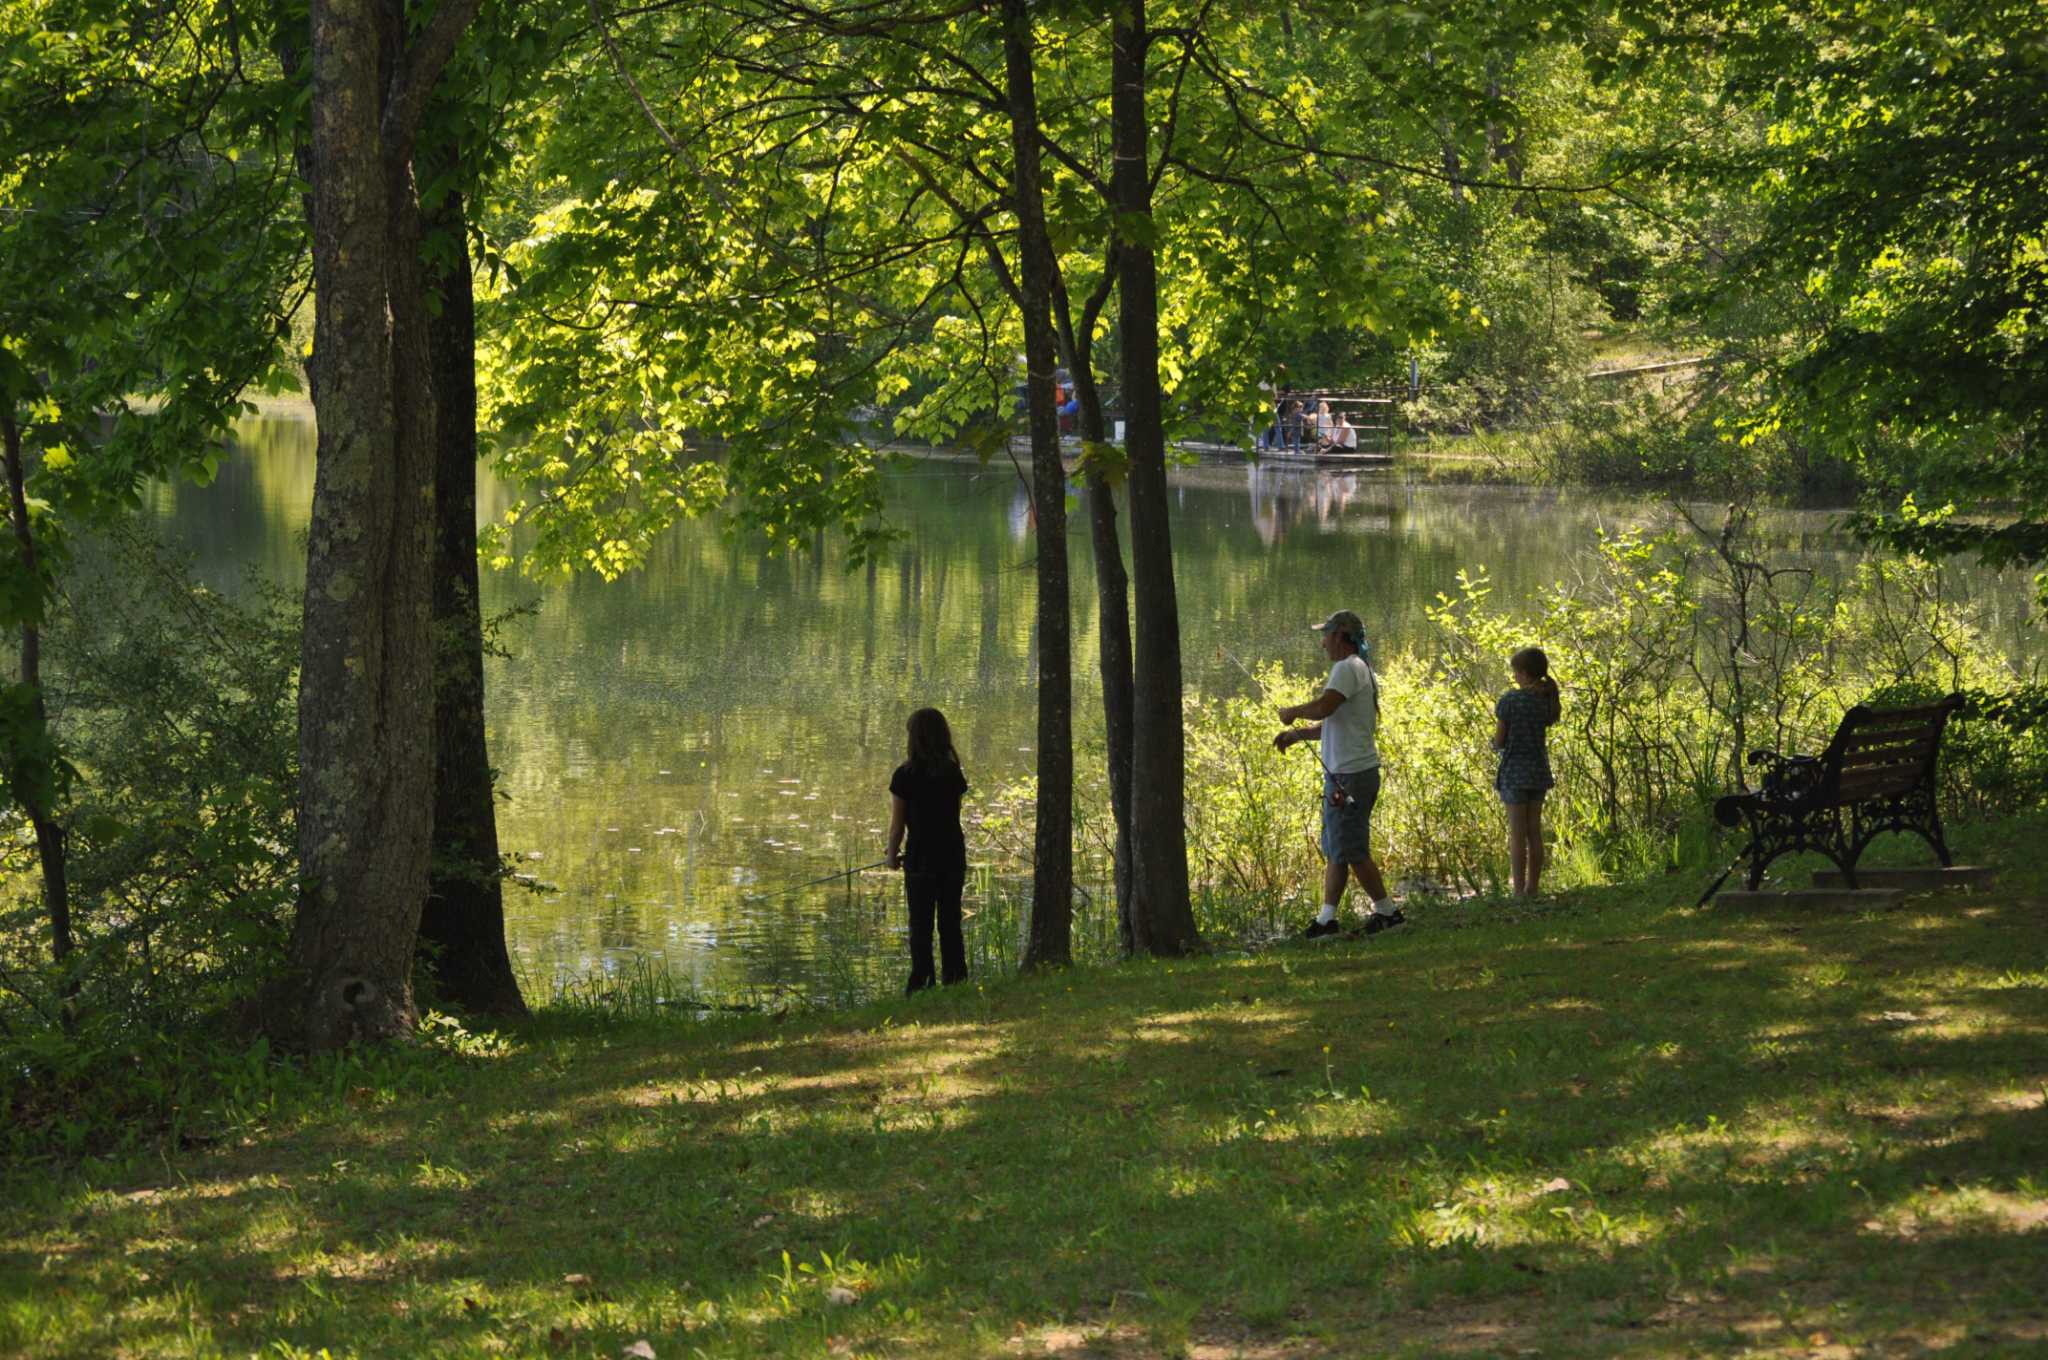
[145,414,2044,1004]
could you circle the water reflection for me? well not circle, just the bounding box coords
[142,412,2043,1003]
[1245,463,1392,543]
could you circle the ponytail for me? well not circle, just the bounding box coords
[1510,646,1561,725]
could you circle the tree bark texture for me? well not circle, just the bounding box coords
[291,0,456,1049]
[1,409,74,990]
[418,171,528,1018]
[1004,0,1073,971]
[1112,0,1200,957]
[1051,270,1135,951]
[1085,463,1136,953]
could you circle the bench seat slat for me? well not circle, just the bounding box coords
[1843,732,1938,752]
[1840,757,1931,775]
[1841,729,1938,749]
[1851,700,1956,722]
[1841,769,1928,788]
[1837,774,1921,800]
[1839,753,1933,775]
[1839,747,1934,772]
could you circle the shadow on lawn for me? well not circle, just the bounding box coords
[14,887,2047,1358]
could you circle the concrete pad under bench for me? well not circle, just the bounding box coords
[1715,887,1907,911]
[1810,865,1995,892]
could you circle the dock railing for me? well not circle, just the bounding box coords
[1262,389,1400,457]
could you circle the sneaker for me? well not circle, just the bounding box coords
[1362,908,1406,936]
[1302,918,1342,940]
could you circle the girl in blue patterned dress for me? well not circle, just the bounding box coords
[1492,647,1560,897]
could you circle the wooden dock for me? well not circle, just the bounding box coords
[1260,391,1398,458]
[1007,435,1393,466]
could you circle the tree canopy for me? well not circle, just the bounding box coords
[1,0,2043,1062]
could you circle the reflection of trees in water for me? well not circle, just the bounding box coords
[727,882,895,1002]
[597,892,643,952]
[858,557,879,753]
[144,413,319,590]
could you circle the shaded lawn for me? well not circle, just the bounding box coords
[3,817,2045,1359]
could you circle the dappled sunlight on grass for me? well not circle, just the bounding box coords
[5,817,2048,1357]
[1895,909,1985,933]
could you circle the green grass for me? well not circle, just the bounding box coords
[1398,428,1551,484]
[1583,331,1693,372]
[4,815,2046,1358]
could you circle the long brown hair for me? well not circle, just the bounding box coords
[1511,646,1562,724]
[906,707,961,772]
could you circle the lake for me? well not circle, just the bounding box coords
[145,412,2044,1006]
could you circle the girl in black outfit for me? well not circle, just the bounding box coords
[885,707,969,993]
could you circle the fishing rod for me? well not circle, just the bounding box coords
[1695,853,1745,908]
[1217,644,1343,787]
[740,859,890,904]
[1217,643,1276,703]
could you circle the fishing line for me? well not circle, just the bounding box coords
[1217,644,1337,781]
[1217,643,1275,701]
[1219,642,1364,828]
[740,859,890,904]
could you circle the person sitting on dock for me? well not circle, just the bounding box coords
[1319,410,1358,452]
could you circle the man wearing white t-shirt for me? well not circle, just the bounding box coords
[1273,609,1401,939]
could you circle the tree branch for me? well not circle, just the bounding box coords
[384,0,484,154]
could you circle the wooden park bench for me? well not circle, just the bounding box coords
[1703,694,1964,902]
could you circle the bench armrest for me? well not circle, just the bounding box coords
[1714,792,1757,829]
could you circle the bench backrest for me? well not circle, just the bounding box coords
[1821,694,1962,804]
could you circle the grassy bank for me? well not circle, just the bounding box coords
[4,815,2046,1359]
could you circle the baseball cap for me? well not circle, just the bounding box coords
[1309,609,1364,638]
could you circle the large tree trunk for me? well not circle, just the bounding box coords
[1051,270,1134,951]
[1004,0,1072,971]
[1,409,74,998]
[1111,0,1200,956]
[1085,456,1136,954]
[417,171,528,1018]
[291,0,472,1049]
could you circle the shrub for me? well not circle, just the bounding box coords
[0,526,299,1161]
